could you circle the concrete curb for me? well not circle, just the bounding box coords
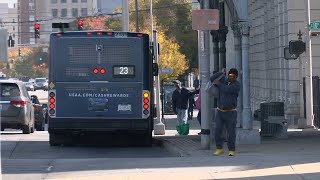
[153,138,190,157]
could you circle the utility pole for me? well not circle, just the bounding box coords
[199,0,211,149]
[153,30,165,135]
[122,0,129,31]
[151,0,165,135]
[297,30,305,125]
[304,0,314,128]
[135,0,139,32]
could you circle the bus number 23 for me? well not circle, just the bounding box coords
[120,67,129,74]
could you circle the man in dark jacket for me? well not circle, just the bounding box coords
[172,79,199,135]
[212,68,240,156]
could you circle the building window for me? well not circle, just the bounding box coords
[61,9,67,17]
[72,0,78,2]
[81,0,87,2]
[81,8,87,17]
[51,0,57,4]
[61,0,67,3]
[52,9,58,17]
[12,19,15,23]
[13,34,15,38]
[13,26,15,31]
[72,8,78,17]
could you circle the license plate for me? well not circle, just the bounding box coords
[114,32,127,38]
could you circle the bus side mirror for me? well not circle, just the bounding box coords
[153,63,159,76]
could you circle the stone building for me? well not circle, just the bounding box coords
[216,0,320,130]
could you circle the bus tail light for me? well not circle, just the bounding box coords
[100,68,106,74]
[93,68,99,74]
[48,90,56,117]
[142,90,150,117]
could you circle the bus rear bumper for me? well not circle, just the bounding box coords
[48,118,153,134]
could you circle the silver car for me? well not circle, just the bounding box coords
[23,82,35,91]
[0,80,35,134]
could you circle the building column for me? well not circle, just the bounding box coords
[239,21,252,130]
[232,23,243,128]
[218,2,228,70]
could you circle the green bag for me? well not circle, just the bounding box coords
[180,123,190,135]
[176,125,182,134]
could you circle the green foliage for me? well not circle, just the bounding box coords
[14,58,34,78]
[128,0,198,71]
[24,47,49,66]
[105,17,122,31]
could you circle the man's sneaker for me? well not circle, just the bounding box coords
[213,149,224,156]
[229,151,236,156]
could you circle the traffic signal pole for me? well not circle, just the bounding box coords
[304,0,315,128]
[199,0,211,149]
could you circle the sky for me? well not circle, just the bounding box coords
[0,0,16,8]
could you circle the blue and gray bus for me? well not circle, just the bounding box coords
[48,30,156,146]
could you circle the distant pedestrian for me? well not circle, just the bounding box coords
[212,68,240,156]
[172,79,199,135]
[188,94,196,120]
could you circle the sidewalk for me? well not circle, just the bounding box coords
[149,113,320,179]
[49,113,320,180]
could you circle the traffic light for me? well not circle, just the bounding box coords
[289,40,306,55]
[34,23,40,38]
[18,48,21,57]
[7,35,15,47]
[77,20,83,31]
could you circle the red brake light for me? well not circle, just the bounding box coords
[107,32,113,36]
[137,34,143,37]
[97,32,103,36]
[49,98,55,103]
[100,68,106,74]
[87,32,92,36]
[49,104,55,109]
[56,34,62,37]
[10,101,27,106]
[93,68,99,74]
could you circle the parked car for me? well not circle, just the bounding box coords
[30,95,46,131]
[23,82,35,91]
[0,80,35,134]
[34,78,48,91]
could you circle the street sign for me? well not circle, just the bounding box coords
[159,69,173,74]
[284,47,298,60]
[310,21,320,30]
[192,9,219,30]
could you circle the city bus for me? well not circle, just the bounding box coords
[48,29,156,146]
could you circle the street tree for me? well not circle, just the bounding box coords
[14,57,34,78]
[128,0,198,70]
